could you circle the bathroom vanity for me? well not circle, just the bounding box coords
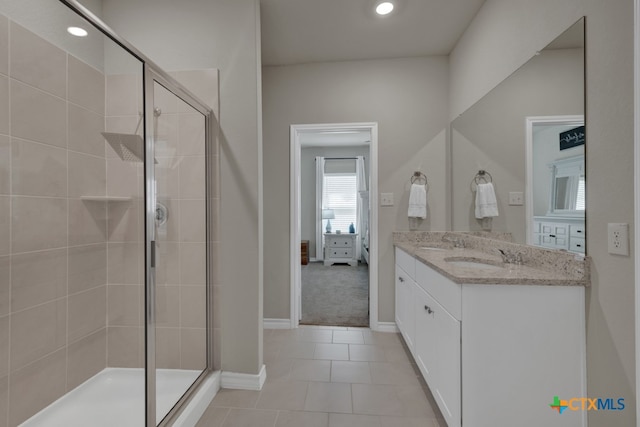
[394,232,588,427]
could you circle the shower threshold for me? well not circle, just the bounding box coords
[20,368,217,427]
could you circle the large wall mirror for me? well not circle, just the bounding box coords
[450,18,585,253]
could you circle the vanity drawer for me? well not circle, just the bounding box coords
[396,248,416,279]
[327,236,354,248]
[415,260,461,320]
[570,225,585,238]
[570,237,585,253]
[327,247,354,258]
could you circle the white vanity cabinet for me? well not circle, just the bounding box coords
[533,216,585,254]
[395,248,416,350]
[394,247,586,427]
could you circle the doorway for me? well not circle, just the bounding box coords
[290,123,379,329]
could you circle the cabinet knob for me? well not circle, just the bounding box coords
[577,230,583,233]
[424,305,433,314]
[399,277,405,282]
[549,234,556,238]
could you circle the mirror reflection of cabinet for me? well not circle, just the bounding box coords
[548,155,585,215]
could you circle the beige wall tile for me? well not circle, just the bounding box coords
[10,299,66,371]
[0,316,8,378]
[68,151,106,198]
[0,136,8,196]
[0,374,7,427]
[106,158,140,198]
[107,200,139,242]
[12,197,67,253]
[211,241,220,285]
[180,242,206,285]
[11,80,66,148]
[0,197,7,257]
[107,326,141,368]
[107,242,141,285]
[69,104,105,157]
[156,327,180,369]
[11,138,67,197]
[0,257,7,317]
[9,349,66,426]
[213,285,222,328]
[0,15,7,76]
[106,74,138,117]
[67,328,106,391]
[179,156,206,200]
[68,55,104,115]
[180,286,206,328]
[11,249,67,312]
[213,327,221,371]
[68,243,107,294]
[68,286,106,343]
[155,113,178,158]
[156,285,179,327]
[153,81,179,114]
[0,76,8,136]
[156,163,180,199]
[107,285,140,326]
[10,22,66,98]
[180,328,206,370]
[179,199,206,242]
[68,199,107,246]
[178,113,206,156]
[156,242,180,285]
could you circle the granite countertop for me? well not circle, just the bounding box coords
[394,238,589,287]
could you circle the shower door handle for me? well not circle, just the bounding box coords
[150,240,156,268]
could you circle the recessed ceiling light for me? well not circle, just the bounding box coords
[67,26,88,37]
[376,1,394,15]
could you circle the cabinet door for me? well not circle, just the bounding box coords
[413,285,437,385]
[434,299,461,427]
[395,266,414,350]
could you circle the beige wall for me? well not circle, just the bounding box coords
[263,57,449,322]
[450,0,636,424]
[102,0,264,375]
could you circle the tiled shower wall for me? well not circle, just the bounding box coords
[0,17,109,427]
[0,14,219,427]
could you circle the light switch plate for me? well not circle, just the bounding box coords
[380,193,394,206]
[508,192,524,206]
[608,223,629,256]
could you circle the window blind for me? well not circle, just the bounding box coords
[323,173,357,233]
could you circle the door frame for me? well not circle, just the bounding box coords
[290,122,379,329]
[634,0,640,421]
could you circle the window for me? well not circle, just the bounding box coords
[323,173,357,233]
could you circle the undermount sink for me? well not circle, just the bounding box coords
[444,257,504,271]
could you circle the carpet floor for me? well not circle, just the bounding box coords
[301,261,369,327]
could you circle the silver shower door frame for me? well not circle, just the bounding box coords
[59,2,216,426]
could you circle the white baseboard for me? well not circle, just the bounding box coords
[221,365,266,391]
[376,322,399,333]
[264,318,292,329]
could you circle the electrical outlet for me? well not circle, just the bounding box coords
[380,193,394,206]
[508,192,524,206]
[608,223,629,256]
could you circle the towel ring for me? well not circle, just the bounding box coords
[410,171,429,192]
[470,170,493,191]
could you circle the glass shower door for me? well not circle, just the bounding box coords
[146,71,208,426]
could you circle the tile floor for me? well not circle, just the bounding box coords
[196,326,445,427]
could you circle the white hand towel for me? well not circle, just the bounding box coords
[475,182,499,219]
[408,184,427,219]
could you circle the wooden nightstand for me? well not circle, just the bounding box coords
[324,233,358,267]
[301,240,309,265]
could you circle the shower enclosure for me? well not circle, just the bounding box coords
[0,1,218,426]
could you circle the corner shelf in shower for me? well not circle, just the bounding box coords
[81,196,133,202]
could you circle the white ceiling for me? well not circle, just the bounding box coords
[260,0,486,66]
